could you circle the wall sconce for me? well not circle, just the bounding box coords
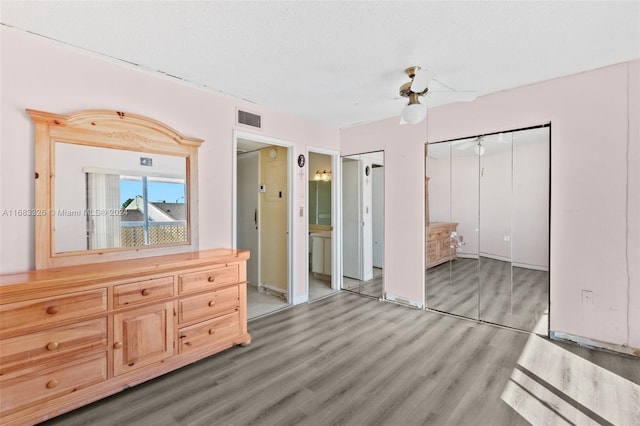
[314,170,331,181]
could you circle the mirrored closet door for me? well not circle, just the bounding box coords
[342,152,384,298]
[425,126,549,333]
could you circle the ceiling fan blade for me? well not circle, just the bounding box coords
[429,90,477,103]
[410,69,433,93]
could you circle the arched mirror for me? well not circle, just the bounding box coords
[29,109,203,269]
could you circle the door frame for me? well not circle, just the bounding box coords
[341,150,385,296]
[306,147,342,298]
[232,130,296,305]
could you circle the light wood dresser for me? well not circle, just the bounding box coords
[0,249,250,425]
[426,222,458,268]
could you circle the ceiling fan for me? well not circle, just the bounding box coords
[399,66,477,124]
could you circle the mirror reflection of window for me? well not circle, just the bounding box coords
[86,173,186,249]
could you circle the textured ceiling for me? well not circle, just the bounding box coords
[2,1,639,128]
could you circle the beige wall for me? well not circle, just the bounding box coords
[259,146,288,292]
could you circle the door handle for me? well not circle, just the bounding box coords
[254,208,258,230]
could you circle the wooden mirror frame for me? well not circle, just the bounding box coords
[29,109,203,269]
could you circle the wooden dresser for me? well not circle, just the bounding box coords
[426,222,458,268]
[0,249,250,425]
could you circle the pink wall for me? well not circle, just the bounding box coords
[1,26,637,350]
[343,60,639,349]
[341,118,428,305]
[0,27,339,302]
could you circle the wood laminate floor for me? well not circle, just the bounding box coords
[40,292,639,426]
[343,267,383,298]
[426,258,549,332]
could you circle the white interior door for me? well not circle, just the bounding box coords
[372,166,384,268]
[361,158,373,281]
[237,152,259,285]
[342,159,362,280]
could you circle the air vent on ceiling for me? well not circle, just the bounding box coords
[237,109,262,129]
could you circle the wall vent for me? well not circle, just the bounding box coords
[237,109,262,129]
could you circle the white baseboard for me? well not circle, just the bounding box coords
[384,293,424,309]
[258,282,287,301]
[550,331,640,358]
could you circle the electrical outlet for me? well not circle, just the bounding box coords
[581,290,594,305]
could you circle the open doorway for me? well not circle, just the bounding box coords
[234,133,293,319]
[307,150,340,301]
[342,151,384,298]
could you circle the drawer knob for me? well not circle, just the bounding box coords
[207,276,216,283]
[113,341,123,350]
[141,289,151,296]
[46,306,58,315]
[46,379,59,389]
[208,329,216,335]
[46,341,59,351]
[208,300,216,307]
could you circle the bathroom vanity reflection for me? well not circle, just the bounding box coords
[425,126,550,333]
[309,180,332,278]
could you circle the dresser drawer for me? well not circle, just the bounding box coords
[0,318,107,374]
[0,289,107,335]
[114,276,174,307]
[427,227,450,241]
[178,311,240,353]
[178,286,239,324]
[178,264,239,294]
[0,353,107,414]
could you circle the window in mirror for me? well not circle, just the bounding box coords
[29,109,203,269]
[119,176,187,247]
[53,139,188,254]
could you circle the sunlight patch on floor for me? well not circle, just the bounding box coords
[502,330,640,425]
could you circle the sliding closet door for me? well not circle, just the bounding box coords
[426,126,550,333]
[510,127,550,332]
[478,133,514,325]
[425,140,479,320]
[449,141,480,319]
[425,142,454,313]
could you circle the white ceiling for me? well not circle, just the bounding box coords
[2,1,639,129]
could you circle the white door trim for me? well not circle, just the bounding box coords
[233,130,296,305]
[306,146,342,299]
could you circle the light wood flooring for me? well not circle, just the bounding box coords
[246,284,289,319]
[39,291,639,426]
[426,257,548,332]
[342,267,383,298]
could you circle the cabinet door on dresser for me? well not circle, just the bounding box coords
[112,302,174,376]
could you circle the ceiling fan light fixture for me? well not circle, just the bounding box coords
[401,102,427,124]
